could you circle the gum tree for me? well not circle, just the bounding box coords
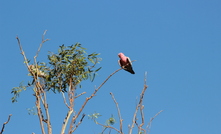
[7,31,162,134]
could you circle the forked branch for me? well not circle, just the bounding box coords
[146,110,163,134]
[129,72,148,134]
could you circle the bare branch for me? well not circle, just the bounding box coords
[16,36,30,70]
[96,122,121,134]
[61,92,70,108]
[146,110,163,134]
[110,92,123,133]
[35,30,50,59]
[0,114,12,134]
[42,92,52,134]
[74,92,86,99]
[70,114,86,133]
[61,110,74,134]
[138,105,146,134]
[129,72,148,134]
[35,95,46,134]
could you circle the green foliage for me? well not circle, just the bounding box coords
[11,82,27,103]
[89,113,116,126]
[88,112,102,123]
[106,117,116,125]
[11,43,101,101]
[27,106,37,115]
[46,43,101,92]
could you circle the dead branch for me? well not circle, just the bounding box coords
[35,30,50,59]
[0,114,12,134]
[110,92,123,133]
[74,92,86,99]
[96,122,121,134]
[16,36,30,71]
[129,72,148,134]
[146,110,163,134]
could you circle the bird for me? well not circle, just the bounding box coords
[118,53,135,74]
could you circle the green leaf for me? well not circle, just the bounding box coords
[95,67,102,72]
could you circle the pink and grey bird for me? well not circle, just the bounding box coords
[118,53,135,74]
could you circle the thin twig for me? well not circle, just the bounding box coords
[129,72,148,134]
[61,92,70,108]
[110,92,123,133]
[16,36,30,70]
[146,110,163,134]
[35,30,50,58]
[138,105,146,133]
[96,122,121,133]
[101,127,108,134]
[70,114,86,133]
[74,92,86,99]
[0,114,12,134]
[34,30,50,82]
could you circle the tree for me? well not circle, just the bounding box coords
[7,31,162,134]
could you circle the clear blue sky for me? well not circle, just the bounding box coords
[1,0,221,134]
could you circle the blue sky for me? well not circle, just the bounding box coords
[1,0,221,134]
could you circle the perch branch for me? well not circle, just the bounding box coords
[68,67,123,133]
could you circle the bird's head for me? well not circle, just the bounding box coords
[118,53,125,58]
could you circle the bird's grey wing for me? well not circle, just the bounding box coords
[118,60,122,67]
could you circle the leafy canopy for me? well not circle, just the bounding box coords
[46,43,101,92]
[11,43,101,102]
